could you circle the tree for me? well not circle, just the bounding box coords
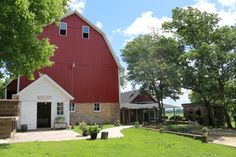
[0,0,68,79]
[121,34,182,122]
[119,67,126,88]
[163,7,236,127]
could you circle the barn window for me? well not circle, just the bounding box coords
[82,26,89,39]
[69,102,75,112]
[57,102,64,115]
[94,103,100,112]
[59,22,67,36]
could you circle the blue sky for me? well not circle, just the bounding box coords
[69,0,236,105]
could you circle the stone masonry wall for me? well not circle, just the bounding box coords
[70,103,120,124]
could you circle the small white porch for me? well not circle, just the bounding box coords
[17,74,74,130]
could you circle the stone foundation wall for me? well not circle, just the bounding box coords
[70,103,120,124]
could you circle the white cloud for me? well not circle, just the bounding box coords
[68,0,86,13]
[123,11,171,37]
[191,0,236,26]
[191,0,217,13]
[95,21,103,29]
[218,0,236,7]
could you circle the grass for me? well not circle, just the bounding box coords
[72,124,115,134]
[1,128,236,157]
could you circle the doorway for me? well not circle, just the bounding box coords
[37,102,51,128]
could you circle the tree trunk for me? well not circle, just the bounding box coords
[224,107,232,128]
[158,106,163,123]
[204,100,217,127]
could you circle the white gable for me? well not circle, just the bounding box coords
[18,74,74,102]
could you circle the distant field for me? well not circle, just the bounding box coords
[165,109,183,118]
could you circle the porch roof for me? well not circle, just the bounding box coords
[120,103,181,109]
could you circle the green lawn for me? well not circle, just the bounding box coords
[1,128,236,157]
[73,124,115,134]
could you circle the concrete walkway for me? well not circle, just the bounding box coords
[212,136,236,148]
[0,126,132,144]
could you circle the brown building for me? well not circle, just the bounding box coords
[120,90,179,124]
[182,102,225,126]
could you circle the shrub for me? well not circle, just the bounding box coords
[201,127,209,137]
[114,120,120,126]
[170,115,183,121]
[79,121,89,136]
[159,128,165,134]
[134,121,140,128]
[55,116,65,124]
[165,124,201,133]
[89,124,101,140]
[88,124,101,134]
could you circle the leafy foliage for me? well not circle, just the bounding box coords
[121,34,182,121]
[163,7,236,127]
[0,0,68,79]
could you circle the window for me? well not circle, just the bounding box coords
[57,102,64,115]
[69,102,75,112]
[94,103,100,112]
[82,26,89,39]
[59,22,67,36]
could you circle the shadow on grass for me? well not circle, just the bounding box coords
[0,144,11,149]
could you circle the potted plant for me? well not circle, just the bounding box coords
[79,121,89,136]
[89,124,101,140]
[54,116,66,129]
[201,127,209,137]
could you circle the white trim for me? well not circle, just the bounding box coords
[93,103,101,112]
[59,22,67,36]
[118,68,121,103]
[18,74,74,100]
[69,102,76,112]
[60,11,122,68]
[82,25,90,39]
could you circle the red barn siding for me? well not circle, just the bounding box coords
[19,14,119,103]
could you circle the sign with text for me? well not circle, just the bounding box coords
[37,95,52,100]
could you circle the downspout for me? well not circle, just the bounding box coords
[17,76,20,93]
[4,87,7,99]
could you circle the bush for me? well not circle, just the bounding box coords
[170,115,183,121]
[165,124,201,133]
[55,116,65,124]
[89,124,101,140]
[159,128,165,134]
[114,120,120,126]
[134,121,140,128]
[89,124,101,134]
[79,121,89,136]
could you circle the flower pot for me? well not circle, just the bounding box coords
[90,133,98,140]
[202,132,208,137]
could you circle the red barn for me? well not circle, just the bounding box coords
[5,11,120,126]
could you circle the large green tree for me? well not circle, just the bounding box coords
[0,0,68,79]
[163,7,236,127]
[121,34,182,122]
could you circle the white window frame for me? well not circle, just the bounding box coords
[69,102,76,112]
[82,25,90,39]
[93,103,101,112]
[57,102,64,115]
[59,22,67,36]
